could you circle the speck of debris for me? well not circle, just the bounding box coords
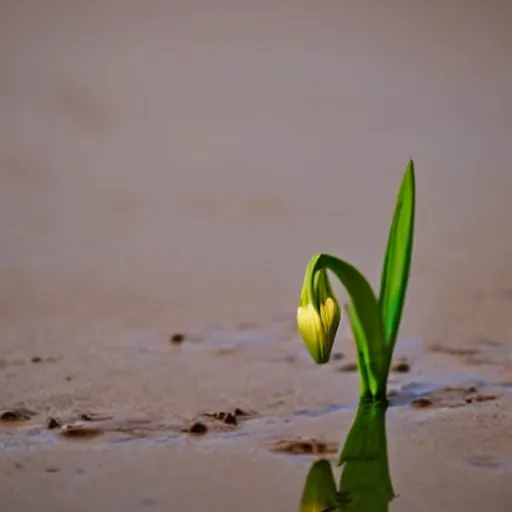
[170,333,185,344]
[59,424,103,439]
[0,408,36,422]
[45,467,60,473]
[186,422,208,435]
[337,362,358,372]
[392,361,410,373]
[31,357,42,363]
[410,398,433,409]
[203,410,243,425]
[465,394,497,404]
[224,413,237,425]
[270,439,337,455]
[46,417,61,429]
[331,352,344,361]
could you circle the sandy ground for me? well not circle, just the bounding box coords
[1,1,512,510]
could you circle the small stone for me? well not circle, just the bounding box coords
[224,413,237,425]
[170,333,185,344]
[46,417,61,429]
[391,361,410,373]
[188,422,208,435]
[31,357,42,363]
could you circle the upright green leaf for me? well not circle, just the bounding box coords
[378,160,416,348]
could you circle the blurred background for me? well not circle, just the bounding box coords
[1,0,511,348]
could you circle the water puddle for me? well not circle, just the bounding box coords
[2,321,511,511]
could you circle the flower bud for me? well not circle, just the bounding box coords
[297,268,341,364]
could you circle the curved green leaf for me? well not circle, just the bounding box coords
[379,160,416,348]
[305,254,387,397]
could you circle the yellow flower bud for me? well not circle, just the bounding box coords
[297,268,341,364]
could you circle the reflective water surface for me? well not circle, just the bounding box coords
[299,401,394,511]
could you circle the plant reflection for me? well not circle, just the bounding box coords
[299,400,395,511]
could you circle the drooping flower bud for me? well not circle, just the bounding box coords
[297,268,341,364]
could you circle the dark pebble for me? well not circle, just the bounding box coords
[46,417,61,429]
[392,361,410,373]
[170,333,185,344]
[188,422,208,435]
[224,413,237,425]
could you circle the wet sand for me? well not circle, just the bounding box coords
[1,1,512,510]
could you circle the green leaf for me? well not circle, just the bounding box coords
[305,254,387,398]
[379,160,416,349]
[344,303,372,398]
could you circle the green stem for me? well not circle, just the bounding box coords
[307,254,388,400]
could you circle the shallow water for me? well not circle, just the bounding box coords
[1,1,512,511]
[2,320,512,511]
